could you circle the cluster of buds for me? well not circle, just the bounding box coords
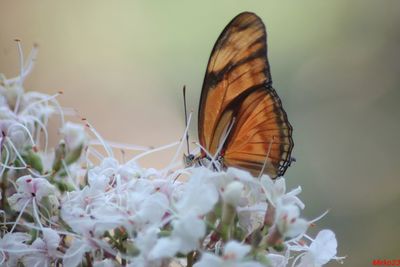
[0,44,344,267]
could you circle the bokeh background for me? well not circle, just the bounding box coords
[1,1,399,266]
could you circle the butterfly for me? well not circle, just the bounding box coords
[185,12,294,179]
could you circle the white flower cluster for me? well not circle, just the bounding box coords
[0,45,344,267]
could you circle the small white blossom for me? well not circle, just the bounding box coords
[175,167,219,215]
[149,167,219,259]
[275,204,309,240]
[150,211,207,259]
[9,175,56,211]
[223,181,245,206]
[64,232,117,267]
[237,202,268,235]
[120,187,168,232]
[60,122,87,152]
[261,176,304,209]
[22,228,61,267]
[266,254,288,267]
[128,227,161,267]
[94,259,117,267]
[294,230,342,267]
[0,232,30,266]
[194,240,264,267]
[63,238,91,267]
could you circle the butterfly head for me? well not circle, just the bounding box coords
[184,152,225,173]
[183,153,196,167]
[183,153,213,168]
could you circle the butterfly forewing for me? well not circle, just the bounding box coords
[198,12,270,153]
[198,12,293,178]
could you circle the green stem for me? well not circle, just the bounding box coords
[85,252,93,267]
[187,251,195,267]
[0,169,10,212]
[221,203,236,241]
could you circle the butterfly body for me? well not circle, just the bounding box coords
[189,12,294,179]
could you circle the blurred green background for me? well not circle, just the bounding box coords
[1,1,399,266]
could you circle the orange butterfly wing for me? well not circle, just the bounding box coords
[198,12,293,178]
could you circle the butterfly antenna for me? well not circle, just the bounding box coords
[259,136,274,178]
[183,85,190,155]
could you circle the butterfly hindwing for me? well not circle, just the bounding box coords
[223,86,293,178]
[198,12,293,178]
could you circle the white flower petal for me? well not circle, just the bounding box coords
[149,238,180,259]
[266,254,287,267]
[63,239,91,267]
[171,213,205,253]
[226,167,254,182]
[61,122,86,151]
[310,229,338,265]
[223,181,245,206]
[284,218,309,239]
[193,253,223,267]
[42,228,61,252]
[223,240,251,260]
[93,259,116,267]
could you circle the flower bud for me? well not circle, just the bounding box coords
[60,122,86,152]
[52,141,66,173]
[22,149,43,174]
[222,181,244,207]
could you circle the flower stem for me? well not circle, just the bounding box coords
[85,252,93,267]
[221,203,236,241]
[187,251,196,267]
[0,169,10,211]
